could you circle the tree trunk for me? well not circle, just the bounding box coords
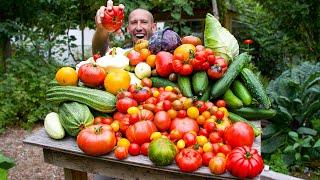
[211,0,219,19]
[80,0,85,61]
[0,35,11,74]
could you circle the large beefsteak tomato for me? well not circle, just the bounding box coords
[226,146,264,178]
[170,117,199,135]
[175,148,202,172]
[126,120,157,145]
[77,125,116,156]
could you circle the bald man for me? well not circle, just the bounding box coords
[92,4,157,55]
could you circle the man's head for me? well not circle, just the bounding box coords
[127,9,157,44]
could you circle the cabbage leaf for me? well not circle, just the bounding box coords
[204,13,239,62]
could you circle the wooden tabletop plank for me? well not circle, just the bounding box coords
[23,121,261,179]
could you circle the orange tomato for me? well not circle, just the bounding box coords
[209,155,227,175]
[55,67,78,86]
[173,44,196,61]
[104,69,131,95]
[140,48,151,61]
[146,54,156,68]
[181,36,202,46]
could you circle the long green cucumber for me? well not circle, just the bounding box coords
[232,107,277,120]
[231,80,252,106]
[199,83,212,101]
[223,89,243,109]
[150,77,177,88]
[192,71,209,96]
[241,68,271,109]
[210,52,251,100]
[228,112,262,137]
[177,75,193,98]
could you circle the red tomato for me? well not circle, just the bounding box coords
[140,142,150,156]
[202,152,215,166]
[138,109,154,121]
[141,78,152,88]
[181,36,202,46]
[177,110,187,118]
[207,54,216,65]
[227,146,264,178]
[113,112,128,121]
[170,117,199,136]
[195,51,207,63]
[118,116,130,134]
[175,148,202,172]
[144,97,158,104]
[194,101,207,113]
[212,143,220,154]
[207,65,224,80]
[128,84,137,93]
[209,155,227,174]
[129,114,139,125]
[195,45,205,52]
[133,88,151,103]
[209,132,223,144]
[154,111,171,131]
[93,53,101,61]
[128,50,144,66]
[216,100,226,107]
[214,110,224,120]
[198,128,209,137]
[169,129,183,141]
[219,144,232,155]
[215,118,232,137]
[78,63,106,87]
[205,101,214,109]
[243,39,254,45]
[116,97,138,113]
[93,116,113,125]
[128,143,140,156]
[155,51,174,77]
[126,120,157,145]
[183,132,197,147]
[205,48,214,56]
[101,6,124,32]
[77,125,116,156]
[204,122,216,134]
[214,57,228,68]
[114,146,128,160]
[142,103,156,112]
[224,122,255,148]
[162,100,172,111]
[116,91,133,99]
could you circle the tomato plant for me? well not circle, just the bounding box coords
[175,148,202,172]
[227,146,264,178]
[77,125,116,156]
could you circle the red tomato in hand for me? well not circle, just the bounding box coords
[101,6,124,32]
[227,146,264,178]
[114,146,128,160]
[77,125,116,156]
[175,148,202,172]
[224,122,255,148]
[140,142,150,156]
[154,111,171,131]
[209,155,227,175]
[78,63,106,87]
[128,143,140,156]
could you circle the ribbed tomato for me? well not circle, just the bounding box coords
[126,120,157,145]
[77,125,116,156]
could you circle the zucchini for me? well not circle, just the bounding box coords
[177,75,193,98]
[241,68,271,109]
[46,86,116,113]
[192,71,209,96]
[199,83,212,101]
[223,89,243,109]
[228,112,262,137]
[231,80,252,106]
[150,77,177,88]
[210,52,251,100]
[232,107,277,120]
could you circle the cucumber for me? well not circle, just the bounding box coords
[150,77,177,88]
[199,83,212,101]
[228,112,262,137]
[177,75,193,98]
[241,68,271,109]
[223,89,243,109]
[231,80,252,106]
[232,107,277,120]
[192,71,209,96]
[210,52,251,100]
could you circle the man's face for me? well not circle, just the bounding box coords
[127,9,156,44]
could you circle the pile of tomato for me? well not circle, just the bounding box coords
[82,81,264,179]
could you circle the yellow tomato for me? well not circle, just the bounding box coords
[187,106,199,119]
[146,54,156,68]
[177,139,186,149]
[55,67,78,86]
[117,138,130,149]
[153,90,160,97]
[173,44,196,60]
[110,120,120,132]
[218,107,229,118]
[203,142,213,152]
[127,106,140,115]
[104,69,131,95]
[140,48,152,60]
[202,111,211,119]
[196,136,208,146]
[167,109,177,119]
[165,86,173,92]
[150,132,162,141]
[182,98,193,109]
[196,115,206,125]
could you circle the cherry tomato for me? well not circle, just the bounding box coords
[144,97,158,104]
[219,144,232,155]
[243,39,254,45]
[205,48,214,56]
[212,143,221,154]
[187,106,199,119]
[128,50,143,66]
[133,88,151,103]
[128,143,140,156]
[114,146,128,160]
[195,45,205,52]
[170,129,182,141]
[194,101,207,114]
[207,54,216,65]
[163,100,172,111]
[204,121,216,133]
[177,110,187,118]
[167,109,177,119]
[93,53,101,61]
[216,100,226,107]
[141,78,152,88]
[140,142,150,156]
[209,132,223,144]
[183,132,197,147]
[198,128,209,137]
[214,110,224,120]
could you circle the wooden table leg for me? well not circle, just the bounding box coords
[64,168,88,180]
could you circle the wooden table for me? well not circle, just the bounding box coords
[23,121,267,180]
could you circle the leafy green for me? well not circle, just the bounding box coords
[204,13,239,62]
[0,153,14,170]
[0,169,8,180]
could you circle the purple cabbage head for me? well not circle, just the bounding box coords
[148,28,181,54]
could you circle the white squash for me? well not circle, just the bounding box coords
[44,112,65,140]
[134,62,151,79]
[96,47,129,72]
